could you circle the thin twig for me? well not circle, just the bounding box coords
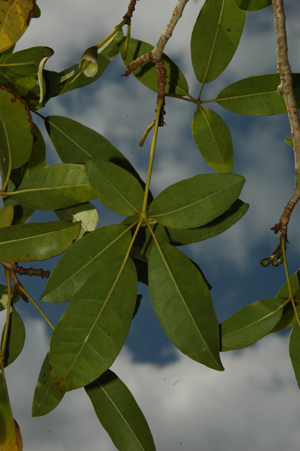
[122,0,190,124]
[271,0,300,242]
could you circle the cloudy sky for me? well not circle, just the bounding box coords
[1,0,300,450]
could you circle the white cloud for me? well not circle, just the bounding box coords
[1,317,300,451]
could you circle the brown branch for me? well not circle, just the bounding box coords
[122,0,190,124]
[123,0,139,23]
[271,0,300,243]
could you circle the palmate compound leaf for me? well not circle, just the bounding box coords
[0,221,80,262]
[191,0,245,84]
[0,85,34,169]
[0,0,36,52]
[125,199,249,277]
[7,164,96,210]
[41,224,132,303]
[0,372,23,450]
[115,35,189,96]
[216,74,300,116]
[220,298,286,351]
[49,255,137,392]
[192,107,233,172]
[86,157,145,216]
[1,309,25,367]
[289,323,300,390]
[85,370,156,451]
[148,243,223,371]
[32,352,64,417]
[148,173,245,229]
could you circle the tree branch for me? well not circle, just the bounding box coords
[271,0,300,242]
[122,0,190,124]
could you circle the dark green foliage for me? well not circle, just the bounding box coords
[0,0,299,450]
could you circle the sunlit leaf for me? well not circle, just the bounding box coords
[0,221,81,262]
[192,107,233,172]
[216,74,300,115]
[0,85,33,169]
[55,38,119,96]
[148,173,245,228]
[85,370,156,451]
[0,372,23,450]
[115,35,189,96]
[220,298,286,351]
[0,0,36,52]
[1,309,25,367]
[0,46,53,98]
[32,352,64,417]
[55,202,98,238]
[79,46,98,77]
[8,164,96,210]
[0,205,14,228]
[289,323,300,389]
[49,256,137,391]
[191,0,245,83]
[86,157,145,216]
[149,243,223,370]
[41,224,132,303]
[3,123,46,224]
[235,0,272,11]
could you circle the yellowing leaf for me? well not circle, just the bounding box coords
[0,372,23,450]
[0,0,36,53]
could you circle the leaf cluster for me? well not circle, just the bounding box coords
[1,0,300,450]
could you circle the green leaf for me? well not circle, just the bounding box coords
[45,116,134,168]
[115,36,189,96]
[0,205,14,228]
[0,0,36,52]
[55,38,119,96]
[79,46,98,77]
[269,270,300,334]
[3,123,46,224]
[191,0,245,83]
[32,352,64,417]
[148,173,245,228]
[1,309,25,367]
[86,157,145,216]
[0,46,54,98]
[215,74,300,115]
[289,323,300,389]
[55,202,98,239]
[32,4,41,18]
[0,85,34,169]
[0,285,19,312]
[49,255,137,391]
[192,107,233,172]
[285,137,293,147]
[149,243,223,371]
[85,370,156,451]
[220,298,286,351]
[235,0,272,11]
[41,224,132,303]
[0,221,81,262]
[8,163,96,210]
[128,199,249,266]
[0,372,22,450]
